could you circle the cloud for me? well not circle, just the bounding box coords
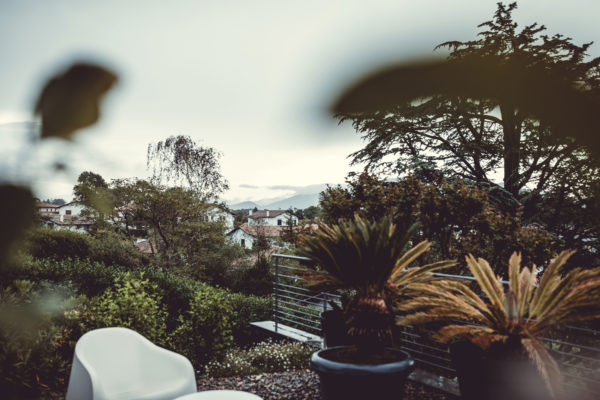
[239,183,259,189]
[267,183,329,195]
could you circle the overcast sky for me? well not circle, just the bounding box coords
[1,0,599,204]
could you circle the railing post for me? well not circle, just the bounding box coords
[274,255,279,333]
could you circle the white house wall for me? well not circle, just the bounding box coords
[229,229,255,249]
[58,203,87,217]
[248,213,298,227]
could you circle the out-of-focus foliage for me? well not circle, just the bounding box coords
[398,251,600,398]
[0,186,36,271]
[35,63,117,140]
[147,135,229,200]
[0,280,88,399]
[321,172,559,275]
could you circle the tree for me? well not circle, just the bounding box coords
[300,206,322,221]
[147,135,229,200]
[344,3,599,199]
[337,3,599,265]
[73,171,111,212]
[43,198,66,205]
[320,172,558,275]
[109,178,242,279]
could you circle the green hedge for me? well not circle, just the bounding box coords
[25,227,147,268]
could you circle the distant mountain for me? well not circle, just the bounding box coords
[229,201,260,210]
[263,193,320,210]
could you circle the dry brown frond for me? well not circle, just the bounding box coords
[521,337,563,398]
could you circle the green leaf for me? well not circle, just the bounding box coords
[34,63,117,140]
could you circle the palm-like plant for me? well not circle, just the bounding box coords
[397,250,600,397]
[296,214,455,356]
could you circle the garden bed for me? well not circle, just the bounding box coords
[197,370,459,400]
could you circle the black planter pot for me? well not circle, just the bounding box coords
[321,310,350,348]
[450,340,551,400]
[311,346,415,400]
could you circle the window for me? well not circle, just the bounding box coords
[277,219,282,226]
[66,210,72,215]
[241,239,245,247]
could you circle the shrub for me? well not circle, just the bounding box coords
[204,339,317,378]
[228,257,273,296]
[27,227,92,260]
[88,272,168,345]
[169,285,235,367]
[227,292,272,346]
[88,230,148,268]
[0,280,87,399]
[15,257,123,297]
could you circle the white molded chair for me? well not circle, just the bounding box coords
[66,327,197,400]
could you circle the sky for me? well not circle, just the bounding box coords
[1,0,600,205]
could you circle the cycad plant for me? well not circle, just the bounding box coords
[297,214,455,357]
[397,250,600,397]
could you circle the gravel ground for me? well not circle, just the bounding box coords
[197,370,458,400]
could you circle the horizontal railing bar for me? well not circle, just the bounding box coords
[541,337,600,353]
[277,273,303,280]
[278,297,322,311]
[560,361,600,375]
[278,303,321,319]
[276,315,321,332]
[562,371,600,385]
[411,357,456,373]
[274,282,311,292]
[274,293,323,306]
[274,287,320,299]
[400,339,452,355]
[276,310,320,326]
[562,380,597,395]
[401,347,453,363]
[552,349,600,364]
[273,254,313,262]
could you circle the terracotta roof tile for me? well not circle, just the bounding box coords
[248,210,288,219]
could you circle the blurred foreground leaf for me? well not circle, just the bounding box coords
[0,185,35,269]
[34,63,117,140]
[332,55,600,158]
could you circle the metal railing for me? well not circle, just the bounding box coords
[273,254,341,335]
[272,253,600,398]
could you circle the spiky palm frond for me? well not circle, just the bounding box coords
[397,250,600,397]
[297,215,419,296]
[297,214,455,352]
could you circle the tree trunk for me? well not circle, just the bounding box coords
[500,105,521,197]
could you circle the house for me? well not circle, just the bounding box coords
[45,216,93,233]
[227,222,317,249]
[57,201,88,218]
[205,205,235,231]
[248,210,298,227]
[37,201,93,233]
[36,202,59,216]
